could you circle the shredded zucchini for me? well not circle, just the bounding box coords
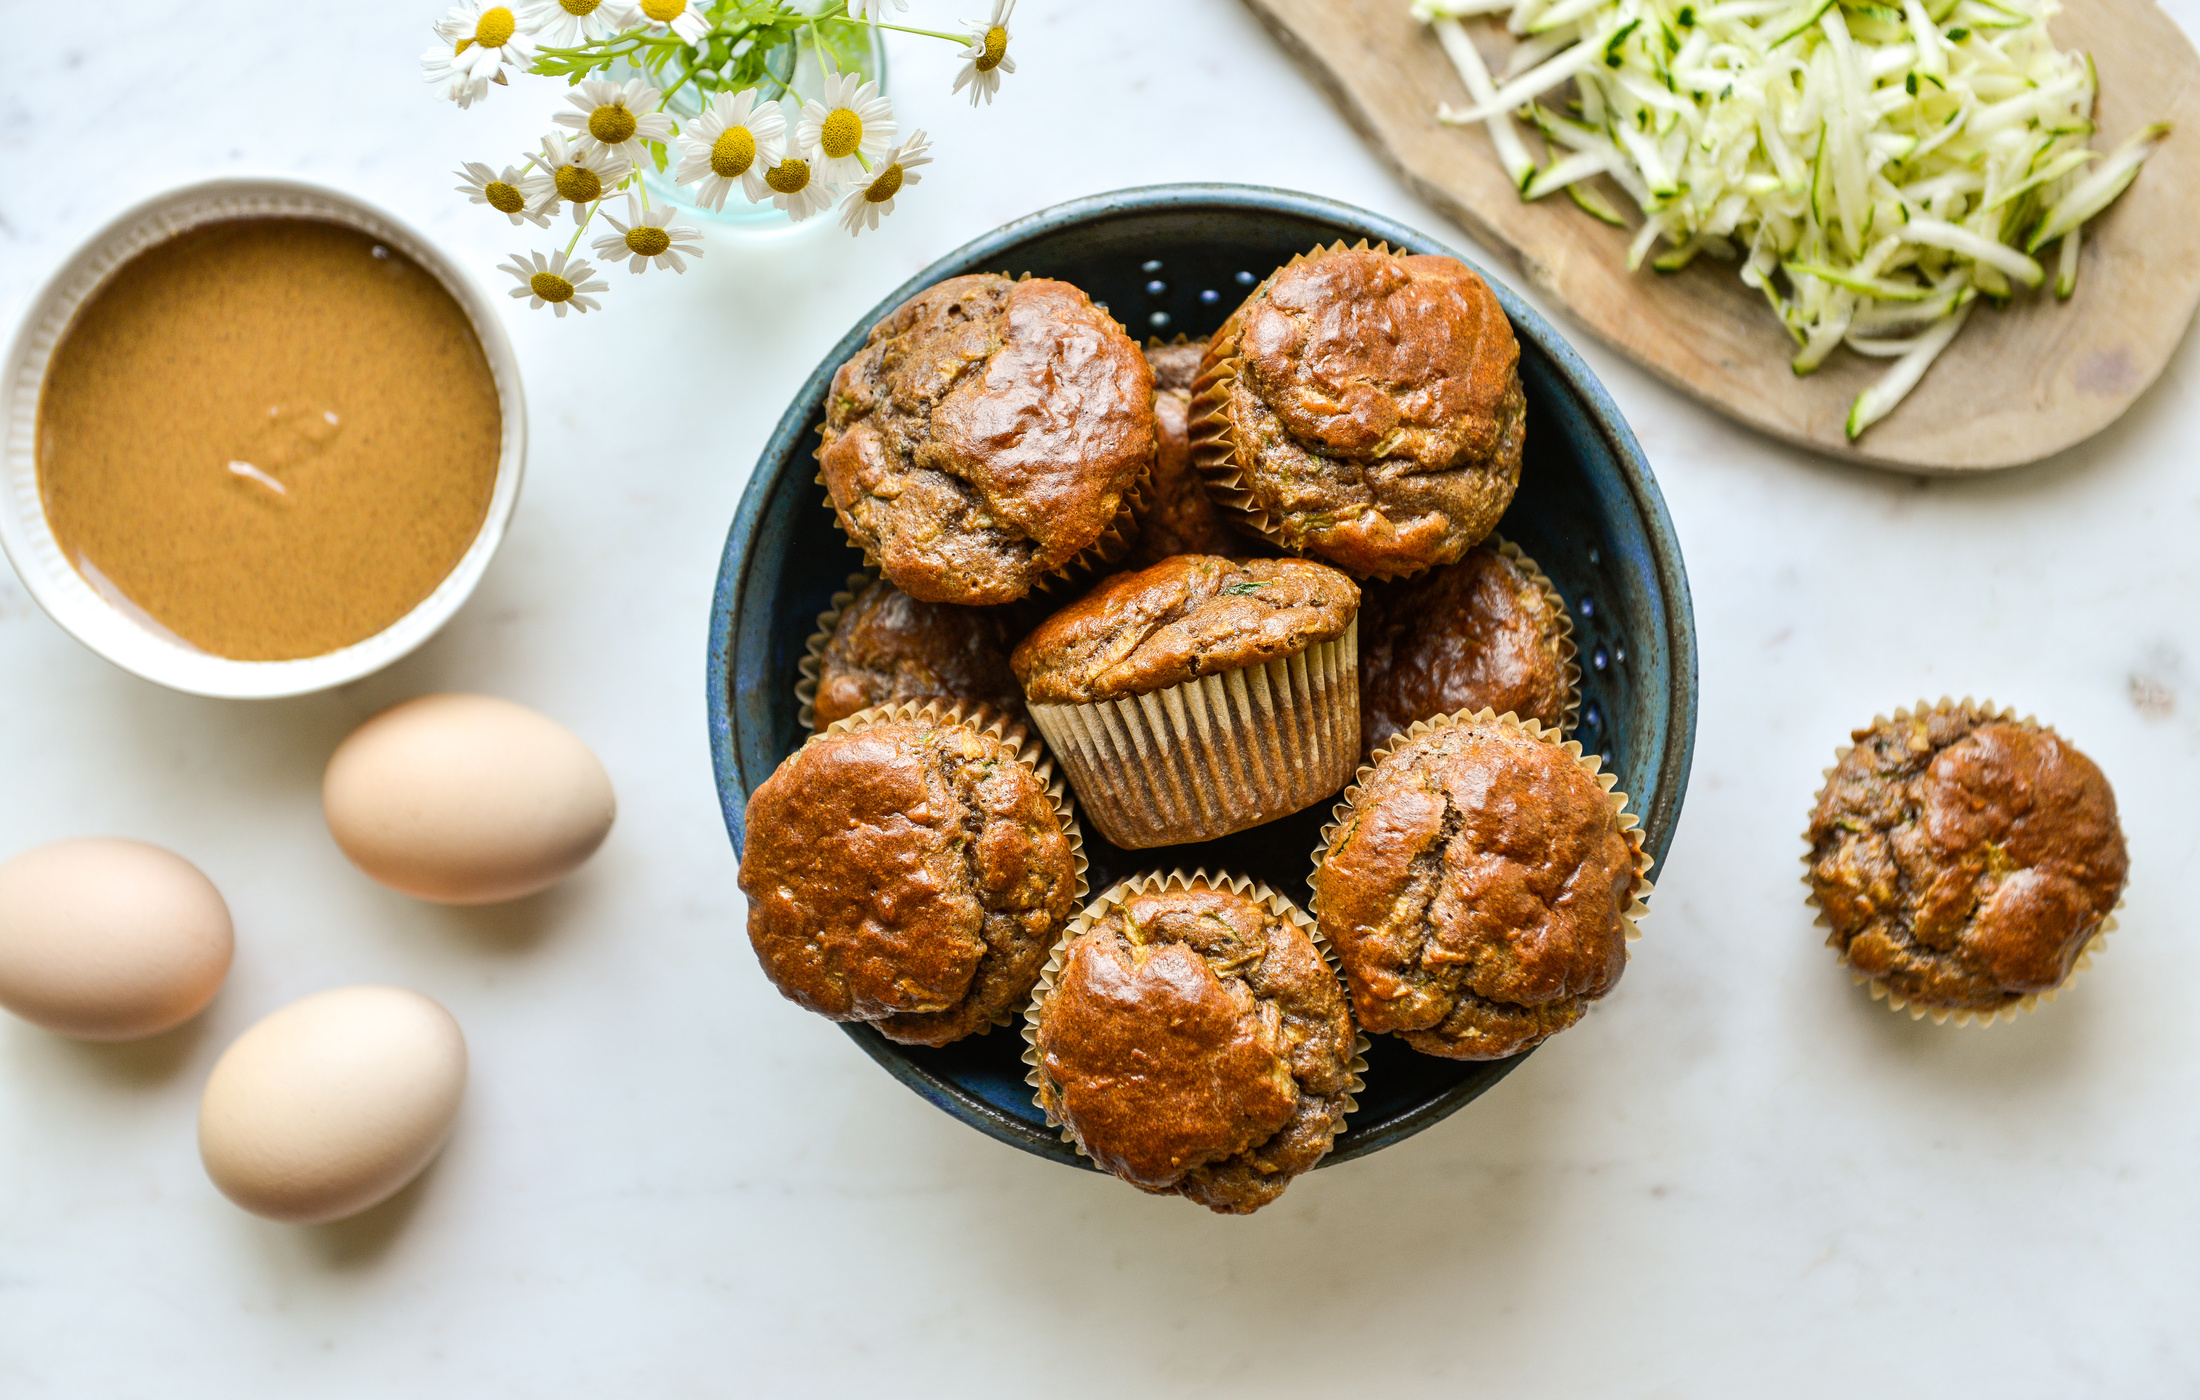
[1415,0,2168,438]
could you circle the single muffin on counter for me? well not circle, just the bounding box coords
[1025,872,1358,1214]
[815,273,1155,606]
[1806,700,2127,1023]
[1358,540,1576,757]
[801,576,1025,730]
[1313,711,1648,1059]
[739,703,1083,1046]
[1190,244,1524,579]
[1126,336,1252,567]
[1012,555,1361,848]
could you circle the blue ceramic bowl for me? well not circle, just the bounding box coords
[708,184,1697,1170]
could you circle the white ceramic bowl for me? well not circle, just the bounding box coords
[0,175,526,699]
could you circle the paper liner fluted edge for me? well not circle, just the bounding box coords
[1307,708,1655,963]
[1189,239,1489,583]
[1490,534,1583,737]
[1018,868,1371,1166]
[1799,696,2126,1028]
[794,571,875,734]
[814,701,1089,1033]
[1025,618,1360,849]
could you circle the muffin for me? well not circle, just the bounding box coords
[815,273,1156,605]
[1358,539,1576,757]
[1805,699,2128,1023]
[1312,711,1648,1059]
[739,702,1084,1046]
[1024,871,1359,1214]
[797,575,1025,731]
[1012,555,1361,848]
[1189,243,1524,579]
[1126,336,1252,567]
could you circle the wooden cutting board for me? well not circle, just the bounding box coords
[1242,0,2200,472]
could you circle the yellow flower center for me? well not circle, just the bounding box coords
[589,103,637,145]
[639,0,686,21]
[475,6,518,47]
[485,180,526,213]
[976,25,1008,71]
[530,271,576,303]
[626,226,672,257]
[864,164,903,204]
[555,165,603,203]
[764,157,811,194]
[559,0,600,13]
[711,125,757,177]
[819,108,863,160]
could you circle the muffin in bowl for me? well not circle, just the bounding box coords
[1805,699,2127,1024]
[1126,336,1253,567]
[815,273,1155,605]
[1024,870,1360,1214]
[797,575,1025,731]
[739,702,1085,1046]
[1189,243,1524,579]
[1012,554,1361,848]
[1357,539,1576,757]
[1312,710,1649,1059]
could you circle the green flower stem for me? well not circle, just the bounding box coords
[564,200,602,258]
[825,17,972,43]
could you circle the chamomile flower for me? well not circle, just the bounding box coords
[839,129,931,236]
[673,89,788,211]
[846,0,908,18]
[456,161,550,227]
[422,2,537,108]
[795,72,896,186]
[952,0,1017,107]
[499,249,608,317]
[592,195,705,273]
[631,0,709,44]
[521,131,633,224]
[521,0,635,46]
[553,78,673,166]
[759,121,839,224]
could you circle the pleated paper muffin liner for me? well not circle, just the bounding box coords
[820,698,1088,919]
[794,571,874,734]
[1189,239,1480,583]
[1025,618,1360,850]
[1019,868,1370,1165]
[1489,535,1583,735]
[1800,697,2124,1028]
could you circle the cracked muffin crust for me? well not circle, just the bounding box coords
[1807,704,2127,1014]
[1127,337,1250,567]
[739,711,1080,1046]
[810,578,1025,729]
[1011,554,1359,705]
[1190,246,1524,579]
[1029,877,1357,1214]
[1359,542,1573,757]
[1314,716,1640,1059]
[815,273,1157,606]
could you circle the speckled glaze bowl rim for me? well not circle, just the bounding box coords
[707,182,1699,1171]
[0,174,527,699]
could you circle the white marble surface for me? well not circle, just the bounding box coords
[5,1,2198,1394]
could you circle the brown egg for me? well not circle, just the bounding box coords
[323,693,616,905]
[0,838,234,1040]
[198,985,467,1224]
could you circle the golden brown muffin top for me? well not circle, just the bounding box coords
[1201,249,1523,578]
[1315,717,1636,1059]
[1032,881,1356,1214]
[813,579,1025,729]
[1011,555,1359,705]
[1359,545,1571,756]
[1807,709,2127,1012]
[816,274,1156,606]
[1128,337,1249,566]
[739,715,1078,1046]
